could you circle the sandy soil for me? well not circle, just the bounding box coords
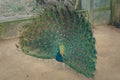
[0,25,120,80]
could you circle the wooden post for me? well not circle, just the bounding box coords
[75,0,82,10]
[90,0,94,24]
[111,0,120,24]
[110,0,114,24]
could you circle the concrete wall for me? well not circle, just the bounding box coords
[0,0,113,39]
[0,20,31,39]
[0,0,112,25]
[0,0,35,17]
[0,0,35,39]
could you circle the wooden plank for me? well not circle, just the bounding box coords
[93,7,110,12]
[0,15,33,24]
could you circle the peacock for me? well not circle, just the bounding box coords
[55,44,65,62]
[19,3,97,78]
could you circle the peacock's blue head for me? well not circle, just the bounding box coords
[56,48,60,53]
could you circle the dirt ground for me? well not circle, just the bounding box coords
[0,25,120,80]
